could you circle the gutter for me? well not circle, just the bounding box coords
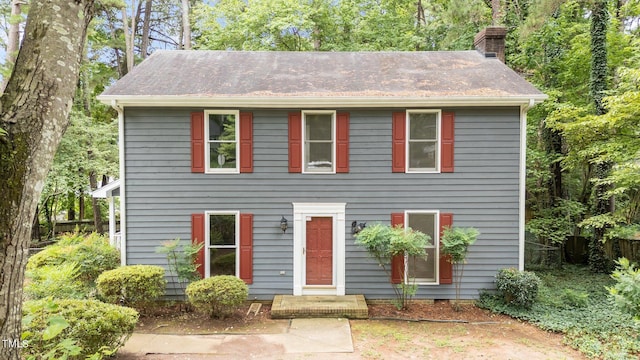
[97,95,548,108]
[518,98,536,271]
[111,100,127,267]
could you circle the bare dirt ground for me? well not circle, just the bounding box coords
[117,301,586,359]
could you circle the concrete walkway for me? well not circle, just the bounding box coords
[117,318,353,359]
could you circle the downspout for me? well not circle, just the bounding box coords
[518,98,535,271]
[111,100,127,266]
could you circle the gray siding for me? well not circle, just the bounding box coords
[124,107,521,300]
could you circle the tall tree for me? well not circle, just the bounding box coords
[589,0,612,272]
[1,0,25,93]
[181,0,191,49]
[0,1,95,358]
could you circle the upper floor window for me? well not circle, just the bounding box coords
[206,110,239,173]
[303,111,336,173]
[407,111,439,172]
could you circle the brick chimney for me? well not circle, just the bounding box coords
[474,27,507,62]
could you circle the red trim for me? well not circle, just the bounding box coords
[441,112,455,173]
[392,112,406,173]
[390,212,405,284]
[239,213,253,284]
[288,112,302,173]
[239,112,253,173]
[191,214,205,279]
[336,112,350,173]
[191,112,205,173]
[439,213,454,284]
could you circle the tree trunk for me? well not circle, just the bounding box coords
[79,188,85,219]
[90,172,104,233]
[589,0,611,273]
[491,0,501,26]
[181,0,192,49]
[1,0,24,93]
[140,0,153,58]
[67,192,76,220]
[0,1,95,358]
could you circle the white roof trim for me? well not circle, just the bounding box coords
[97,95,548,108]
[90,179,121,198]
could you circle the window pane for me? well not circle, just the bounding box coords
[408,248,435,280]
[409,113,437,140]
[408,141,436,169]
[305,114,332,140]
[209,214,236,246]
[209,114,236,141]
[209,142,236,169]
[305,142,333,171]
[210,248,236,276]
[408,213,435,245]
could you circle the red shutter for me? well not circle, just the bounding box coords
[239,213,253,284]
[239,112,253,173]
[191,112,205,173]
[441,112,455,173]
[392,112,406,173]
[288,112,302,173]
[390,212,405,284]
[336,112,350,173]
[439,213,454,284]
[191,214,205,279]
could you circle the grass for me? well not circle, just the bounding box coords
[477,265,640,360]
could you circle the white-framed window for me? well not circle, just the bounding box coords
[205,110,239,173]
[302,110,336,174]
[205,211,239,277]
[406,110,441,173]
[406,210,439,284]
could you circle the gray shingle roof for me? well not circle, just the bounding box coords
[99,50,546,107]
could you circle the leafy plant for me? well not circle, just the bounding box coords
[495,268,541,309]
[96,265,166,310]
[156,238,203,301]
[608,257,640,320]
[25,262,89,300]
[22,298,138,359]
[186,275,248,318]
[27,232,119,285]
[355,223,429,310]
[440,226,479,310]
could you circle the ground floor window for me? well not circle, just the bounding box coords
[406,211,438,283]
[206,212,238,276]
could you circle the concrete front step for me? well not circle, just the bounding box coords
[271,295,368,319]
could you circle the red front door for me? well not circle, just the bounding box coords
[306,217,333,285]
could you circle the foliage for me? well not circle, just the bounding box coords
[27,232,120,285]
[608,258,640,321]
[478,265,640,359]
[495,268,541,309]
[440,226,479,309]
[156,238,203,300]
[185,275,248,318]
[96,265,166,310]
[24,263,89,300]
[22,298,138,360]
[355,223,429,310]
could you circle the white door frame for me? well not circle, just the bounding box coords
[292,203,346,296]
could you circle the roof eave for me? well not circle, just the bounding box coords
[97,94,548,108]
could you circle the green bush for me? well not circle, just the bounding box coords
[28,232,120,284]
[608,257,640,320]
[495,268,541,308]
[96,265,166,309]
[22,299,138,359]
[25,263,89,300]
[186,275,248,318]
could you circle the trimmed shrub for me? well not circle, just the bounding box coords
[28,232,119,284]
[96,265,166,309]
[495,268,541,308]
[25,263,89,300]
[22,299,138,359]
[186,275,248,318]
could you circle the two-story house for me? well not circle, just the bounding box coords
[97,28,546,300]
